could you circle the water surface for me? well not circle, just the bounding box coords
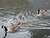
[0,0,50,38]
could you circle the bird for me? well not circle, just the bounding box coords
[47,10,50,13]
[1,22,20,38]
[21,20,30,24]
[33,19,37,22]
[37,8,47,17]
[2,25,7,38]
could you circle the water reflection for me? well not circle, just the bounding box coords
[0,0,50,38]
[29,29,50,38]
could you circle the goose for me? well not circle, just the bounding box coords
[1,22,20,38]
[2,25,7,38]
[37,8,47,16]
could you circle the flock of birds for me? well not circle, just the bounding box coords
[1,8,50,38]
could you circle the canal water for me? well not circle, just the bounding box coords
[0,0,50,38]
